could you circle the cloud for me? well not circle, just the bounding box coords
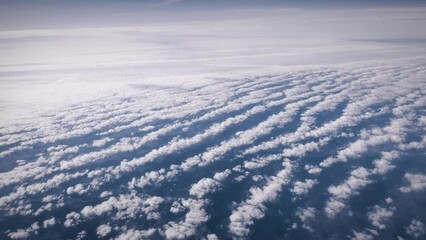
[324,199,346,219]
[367,205,394,230]
[162,199,209,240]
[93,137,113,148]
[320,117,409,168]
[7,230,30,240]
[64,212,81,227]
[305,164,322,175]
[400,173,426,193]
[43,217,56,228]
[351,230,374,240]
[76,230,87,240]
[296,207,316,222]
[229,160,293,237]
[325,167,371,218]
[115,228,156,240]
[96,224,112,238]
[291,179,318,195]
[66,183,88,195]
[206,233,219,240]
[189,169,231,198]
[372,151,399,175]
[7,222,39,239]
[0,36,425,239]
[189,178,220,199]
[406,219,425,238]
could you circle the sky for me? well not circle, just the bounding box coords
[1,0,426,29]
[0,1,426,118]
[0,1,426,240]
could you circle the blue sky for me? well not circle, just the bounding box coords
[1,0,426,29]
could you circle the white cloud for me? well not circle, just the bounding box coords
[189,178,220,199]
[320,117,409,168]
[96,224,112,238]
[43,217,56,228]
[406,219,425,238]
[325,167,371,218]
[66,183,88,195]
[189,169,231,198]
[291,179,318,195]
[163,199,209,240]
[305,164,322,175]
[76,230,87,240]
[229,160,293,237]
[324,199,346,219]
[372,151,399,175]
[206,233,219,240]
[7,229,30,239]
[64,212,81,227]
[296,207,316,222]
[170,201,185,214]
[367,205,394,230]
[80,195,164,220]
[351,230,374,240]
[115,228,156,240]
[400,173,426,193]
[93,137,113,147]
[7,222,39,239]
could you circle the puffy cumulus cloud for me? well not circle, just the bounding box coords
[406,219,425,238]
[80,194,164,220]
[96,224,112,238]
[296,207,316,222]
[385,197,393,204]
[115,228,156,240]
[0,170,88,209]
[291,179,318,195]
[162,199,209,240]
[92,137,113,147]
[398,136,426,150]
[213,169,232,181]
[205,233,219,240]
[282,138,330,158]
[350,230,374,240]
[320,117,409,168]
[400,173,426,193]
[129,169,166,189]
[115,101,276,176]
[305,164,322,175]
[66,183,89,195]
[367,205,394,230]
[64,212,81,227]
[325,167,371,218]
[76,230,87,240]
[372,151,399,175]
[189,169,231,198]
[324,199,346,219]
[229,160,293,237]
[170,201,185,214]
[243,154,283,170]
[189,178,220,199]
[34,202,54,216]
[100,191,112,198]
[296,207,317,232]
[43,217,56,228]
[229,204,265,237]
[329,167,371,199]
[7,222,39,239]
[7,229,30,239]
